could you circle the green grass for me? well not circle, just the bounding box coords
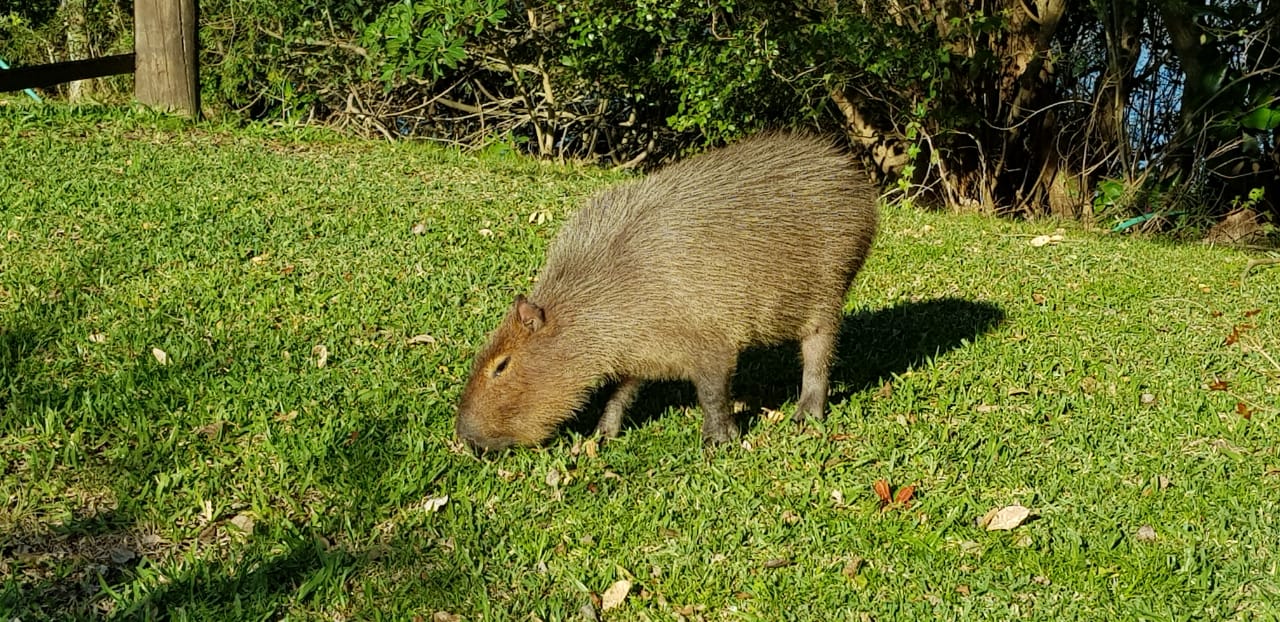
[1,106,1278,621]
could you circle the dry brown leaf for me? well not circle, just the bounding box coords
[1244,308,1262,317]
[151,347,169,365]
[195,420,225,439]
[872,480,892,504]
[762,558,793,569]
[545,468,562,488]
[421,495,449,512]
[875,381,893,399]
[312,344,329,368]
[842,557,864,579]
[432,612,459,622]
[955,585,971,596]
[1136,525,1157,542]
[411,223,427,235]
[894,484,916,505]
[1141,393,1156,405]
[984,505,1031,531]
[478,228,494,237]
[1208,380,1229,391]
[601,579,631,611]
[1031,292,1047,305]
[583,438,599,459]
[1237,402,1254,420]
[229,513,255,534]
[407,334,437,346]
[88,332,107,344]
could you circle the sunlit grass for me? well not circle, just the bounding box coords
[1,106,1278,620]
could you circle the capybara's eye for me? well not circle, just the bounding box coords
[492,356,510,378]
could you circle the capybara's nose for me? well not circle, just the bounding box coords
[455,417,513,453]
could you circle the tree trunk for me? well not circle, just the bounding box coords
[60,0,92,101]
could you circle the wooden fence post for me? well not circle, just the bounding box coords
[134,0,199,116]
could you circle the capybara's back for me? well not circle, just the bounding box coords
[457,132,879,450]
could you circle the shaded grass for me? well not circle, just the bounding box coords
[1,106,1278,620]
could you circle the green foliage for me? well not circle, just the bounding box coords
[360,0,507,85]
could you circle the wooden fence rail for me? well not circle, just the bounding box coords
[0,54,135,92]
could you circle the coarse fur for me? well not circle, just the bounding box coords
[457,131,879,450]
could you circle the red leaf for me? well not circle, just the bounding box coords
[1237,402,1254,420]
[894,484,916,505]
[873,479,892,504]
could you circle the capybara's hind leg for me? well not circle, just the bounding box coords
[795,326,835,423]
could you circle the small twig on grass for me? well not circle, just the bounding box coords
[1241,257,1280,287]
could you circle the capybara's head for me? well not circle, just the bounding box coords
[456,295,591,451]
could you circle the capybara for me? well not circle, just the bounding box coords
[456,131,878,450]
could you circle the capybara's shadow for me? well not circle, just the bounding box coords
[566,297,1006,438]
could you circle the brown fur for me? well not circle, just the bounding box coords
[456,132,879,450]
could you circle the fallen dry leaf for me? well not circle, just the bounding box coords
[109,546,136,564]
[1237,402,1254,420]
[578,602,599,622]
[1031,292,1047,305]
[875,381,893,399]
[894,484,916,506]
[955,584,971,596]
[872,480,892,505]
[1141,393,1156,405]
[411,223,427,235]
[432,612,459,622]
[983,505,1031,531]
[421,495,449,512]
[1028,234,1064,247]
[151,347,169,365]
[762,557,793,569]
[1225,324,1253,345]
[842,557,864,579]
[1136,525,1157,542]
[478,228,494,237]
[1208,380,1229,391]
[583,438,599,459]
[601,579,631,611]
[88,332,107,343]
[229,513,255,534]
[545,468,562,488]
[407,334,437,346]
[312,344,329,368]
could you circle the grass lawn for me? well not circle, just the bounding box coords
[1,106,1278,621]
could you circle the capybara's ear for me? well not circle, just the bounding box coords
[515,295,545,332]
